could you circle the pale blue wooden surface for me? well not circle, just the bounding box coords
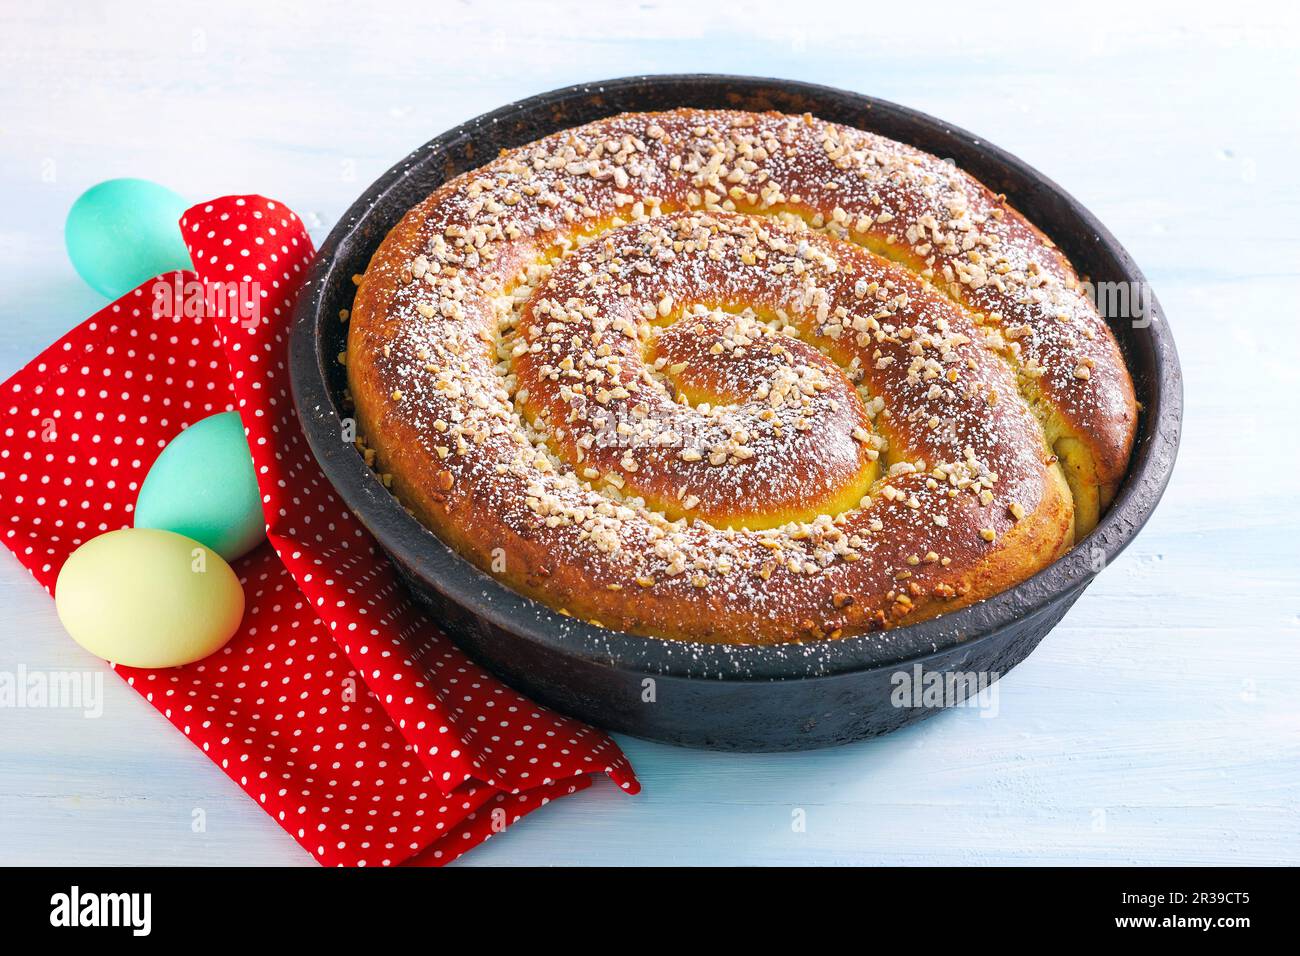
[1,0,1297,866]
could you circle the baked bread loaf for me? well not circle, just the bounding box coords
[347,109,1137,644]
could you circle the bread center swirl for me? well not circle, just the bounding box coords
[512,214,883,529]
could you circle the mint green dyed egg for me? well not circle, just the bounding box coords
[135,412,265,561]
[65,178,192,298]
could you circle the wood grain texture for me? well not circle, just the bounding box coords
[1,0,1297,866]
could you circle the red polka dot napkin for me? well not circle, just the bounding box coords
[0,195,638,867]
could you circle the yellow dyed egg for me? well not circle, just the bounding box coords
[55,528,244,668]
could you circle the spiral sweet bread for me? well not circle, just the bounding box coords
[347,109,1137,644]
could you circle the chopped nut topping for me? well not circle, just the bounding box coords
[351,108,1126,644]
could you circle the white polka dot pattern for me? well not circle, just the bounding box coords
[0,195,639,867]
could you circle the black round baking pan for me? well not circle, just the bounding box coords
[289,75,1182,751]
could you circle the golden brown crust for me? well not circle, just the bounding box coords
[347,109,1136,645]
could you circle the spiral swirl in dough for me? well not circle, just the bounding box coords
[348,109,1136,644]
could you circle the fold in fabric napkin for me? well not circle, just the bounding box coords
[0,195,638,866]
